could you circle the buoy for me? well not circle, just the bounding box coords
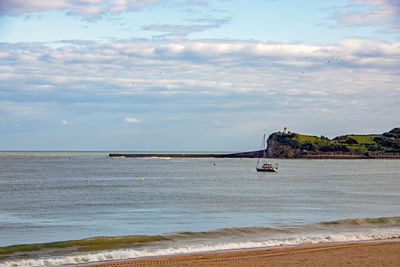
[140,178,144,181]
[293,176,296,178]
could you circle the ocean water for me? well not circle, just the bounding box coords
[0,152,399,266]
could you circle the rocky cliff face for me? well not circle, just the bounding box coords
[266,133,300,158]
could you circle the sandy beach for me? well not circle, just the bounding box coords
[86,240,400,267]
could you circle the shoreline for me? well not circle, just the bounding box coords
[85,239,400,266]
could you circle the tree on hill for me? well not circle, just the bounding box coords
[344,137,358,145]
[273,132,301,148]
[372,128,400,152]
[383,128,400,138]
[374,136,400,151]
[365,143,382,152]
[319,143,349,152]
[300,141,316,151]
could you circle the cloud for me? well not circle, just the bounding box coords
[0,101,46,116]
[0,0,103,19]
[109,0,161,12]
[125,117,140,123]
[61,119,70,125]
[1,38,399,149]
[142,18,230,37]
[0,0,163,20]
[333,0,400,33]
[1,38,399,99]
[0,0,224,21]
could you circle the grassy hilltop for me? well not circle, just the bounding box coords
[268,128,400,155]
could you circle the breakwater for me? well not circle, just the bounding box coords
[109,151,400,159]
[108,151,263,158]
[109,153,224,158]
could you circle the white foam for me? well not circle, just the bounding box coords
[2,232,399,267]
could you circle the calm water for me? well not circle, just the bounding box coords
[0,152,399,265]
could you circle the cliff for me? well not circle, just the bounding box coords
[266,133,301,158]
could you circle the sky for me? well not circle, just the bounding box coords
[0,0,399,151]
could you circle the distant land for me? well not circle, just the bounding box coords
[109,128,400,159]
[265,127,400,159]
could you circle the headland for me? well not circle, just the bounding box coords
[266,127,400,159]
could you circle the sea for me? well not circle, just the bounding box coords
[0,152,399,266]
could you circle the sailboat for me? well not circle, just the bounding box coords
[256,134,278,172]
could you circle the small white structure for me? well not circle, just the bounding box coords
[283,127,288,134]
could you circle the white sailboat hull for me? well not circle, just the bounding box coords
[256,166,278,172]
[256,134,278,172]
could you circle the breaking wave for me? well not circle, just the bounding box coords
[1,216,399,267]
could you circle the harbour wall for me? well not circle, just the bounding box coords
[109,152,400,159]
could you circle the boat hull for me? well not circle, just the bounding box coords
[256,167,278,172]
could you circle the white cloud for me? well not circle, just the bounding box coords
[142,18,230,37]
[2,38,400,101]
[108,0,129,13]
[61,119,69,125]
[0,0,163,20]
[125,117,140,123]
[1,38,399,150]
[333,0,400,33]
[0,0,73,14]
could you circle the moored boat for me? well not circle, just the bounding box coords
[256,134,278,172]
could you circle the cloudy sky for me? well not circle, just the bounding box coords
[0,0,399,151]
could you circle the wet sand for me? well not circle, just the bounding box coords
[87,240,400,266]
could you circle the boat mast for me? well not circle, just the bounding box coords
[257,134,266,167]
[262,134,266,162]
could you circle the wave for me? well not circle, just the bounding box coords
[1,216,400,266]
[1,232,399,267]
[321,216,400,226]
[0,235,169,257]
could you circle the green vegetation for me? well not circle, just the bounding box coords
[273,132,301,148]
[373,128,400,152]
[0,235,170,258]
[271,127,400,153]
[382,128,400,138]
[322,216,400,225]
